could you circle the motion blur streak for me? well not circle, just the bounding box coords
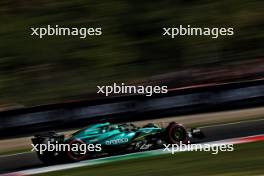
[0,1,263,176]
[0,1,263,108]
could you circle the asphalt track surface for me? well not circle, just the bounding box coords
[0,119,263,174]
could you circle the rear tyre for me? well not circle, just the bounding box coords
[67,139,87,162]
[166,122,188,144]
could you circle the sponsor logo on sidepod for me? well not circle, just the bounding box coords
[105,138,128,145]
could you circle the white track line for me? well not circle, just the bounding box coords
[0,152,32,159]
[199,118,264,129]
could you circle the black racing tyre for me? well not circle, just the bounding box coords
[67,139,87,162]
[166,122,188,144]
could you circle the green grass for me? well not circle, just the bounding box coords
[37,142,264,176]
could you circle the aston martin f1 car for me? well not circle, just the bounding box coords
[32,122,204,164]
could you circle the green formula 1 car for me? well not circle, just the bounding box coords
[32,121,204,164]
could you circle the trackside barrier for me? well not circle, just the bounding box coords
[0,79,263,138]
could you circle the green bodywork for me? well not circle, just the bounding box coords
[71,122,163,149]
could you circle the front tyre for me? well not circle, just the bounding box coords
[166,122,188,144]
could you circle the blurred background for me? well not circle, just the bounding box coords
[0,0,263,109]
[0,2,264,175]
